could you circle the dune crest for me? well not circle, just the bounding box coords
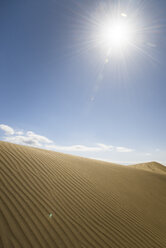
[130,161,166,174]
[0,141,166,248]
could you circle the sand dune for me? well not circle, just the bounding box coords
[130,161,166,174]
[0,141,166,248]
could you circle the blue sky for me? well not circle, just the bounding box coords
[0,0,166,165]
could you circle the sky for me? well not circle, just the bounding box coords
[0,0,166,165]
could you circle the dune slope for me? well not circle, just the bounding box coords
[130,161,166,174]
[0,141,166,248]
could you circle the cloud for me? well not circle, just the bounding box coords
[0,124,23,136]
[97,143,114,151]
[116,147,134,153]
[4,135,42,147]
[15,131,24,135]
[46,144,102,152]
[4,131,53,147]
[0,124,53,147]
[26,131,53,144]
[44,143,132,153]
[0,124,134,154]
[0,124,15,135]
[46,143,115,153]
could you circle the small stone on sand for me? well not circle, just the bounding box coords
[49,213,53,218]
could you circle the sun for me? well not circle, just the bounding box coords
[99,17,133,51]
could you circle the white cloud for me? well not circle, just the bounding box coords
[26,131,53,144]
[97,143,114,151]
[1,124,165,166]
[4,132,53,147]
[46,143,120,153]
[4,135,42,147]
[0,124,134,155]
[116,147,134,153]
[46,144,102,152]
[0,124,15,135]
[0,124,53,147]
[15,131,24,135]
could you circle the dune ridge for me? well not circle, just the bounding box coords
[129,161,166,174]
[0,141,166,248]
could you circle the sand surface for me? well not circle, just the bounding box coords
[0,141,166,248]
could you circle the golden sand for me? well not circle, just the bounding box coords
[0,141,166,247]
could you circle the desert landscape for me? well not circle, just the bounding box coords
[1,1,166,247]
[0,141,166,248]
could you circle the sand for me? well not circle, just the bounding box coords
[0,141,166,248]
